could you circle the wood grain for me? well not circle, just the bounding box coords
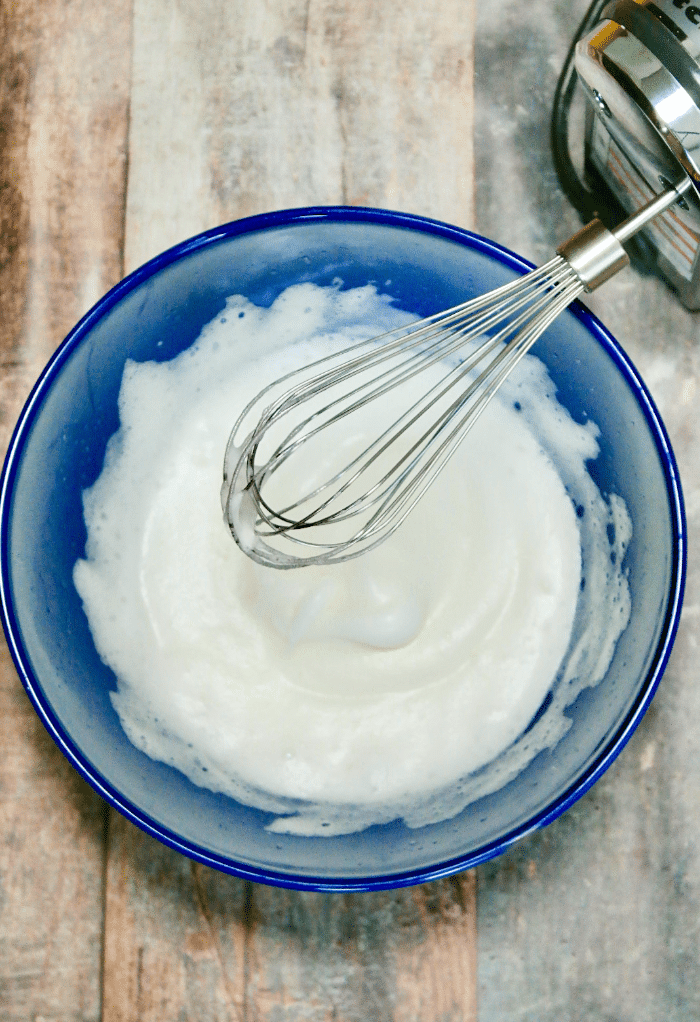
[124,0,475,271]
[246,874,477,1022]
[103,846,476,1022]
[0,0,131,1018]
[103,815,248,1022]
[0,644,108,1022]
[0,0,130,431]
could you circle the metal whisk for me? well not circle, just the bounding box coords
[223,179,692,569]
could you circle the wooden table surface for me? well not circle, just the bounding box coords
[1,1,699,1019]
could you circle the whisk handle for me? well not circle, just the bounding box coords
[557,218,629,292]
[557,178,693,292]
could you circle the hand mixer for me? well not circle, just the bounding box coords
[222,178,692,569]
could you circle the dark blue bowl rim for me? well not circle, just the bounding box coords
[0,204,687,892]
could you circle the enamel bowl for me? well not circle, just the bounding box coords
[0,207,685,890]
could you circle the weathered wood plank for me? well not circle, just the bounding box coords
[0,642,108,1022]
[391,874,477,1022]
[124,0,475,272]
[245,873,477,1022]
[102,814,248,1022]
[0,0,131,1018]
[104,819,477,1022]
[474,2,700,1019]
[0,0,130,419]
[105,1,479,1020]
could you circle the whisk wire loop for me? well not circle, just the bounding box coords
[223,180,692,567]
[225,260,585,566]
[257,256,576,505]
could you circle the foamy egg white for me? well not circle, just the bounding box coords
[73,283,631,836]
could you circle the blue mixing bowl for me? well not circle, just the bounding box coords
[0,207,685,891]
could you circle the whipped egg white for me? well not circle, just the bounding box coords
[73,283,631,836]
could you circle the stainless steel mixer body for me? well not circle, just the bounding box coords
[576,0,700,306]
